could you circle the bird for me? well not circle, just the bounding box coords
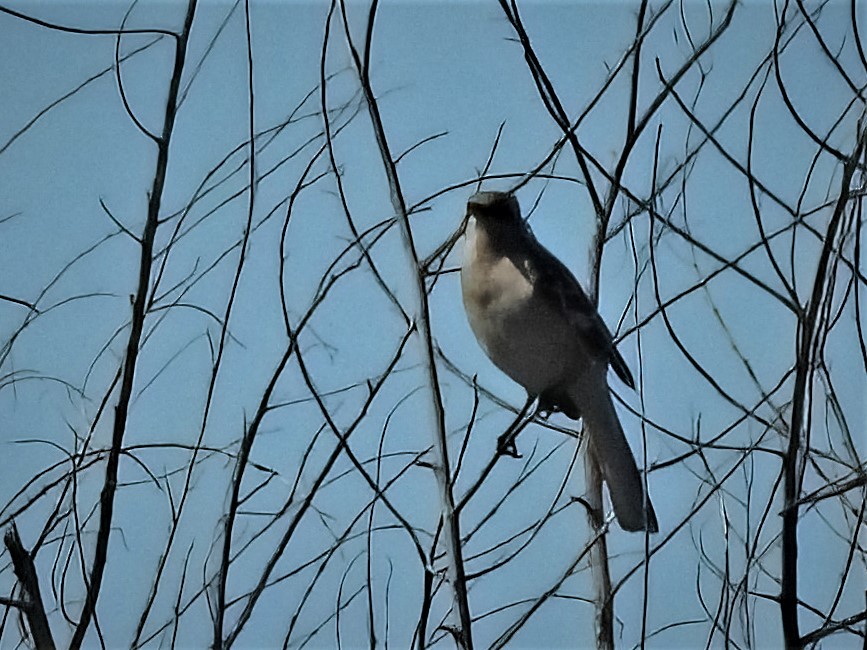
[460,190,658,533]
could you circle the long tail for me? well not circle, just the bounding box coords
[570,378,658,533]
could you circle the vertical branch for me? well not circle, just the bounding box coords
[583,5,650,648]
[69,3,198,647]
[337,1,473,646]
[582,453,614,650]
[212,0,257,644]
[4,524,55,650]
[781,123,867,649]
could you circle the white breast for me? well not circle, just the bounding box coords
[461,219,577,395]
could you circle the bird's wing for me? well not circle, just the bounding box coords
[518,231,635,389]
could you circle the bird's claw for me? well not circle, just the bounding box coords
[496,433,521,458]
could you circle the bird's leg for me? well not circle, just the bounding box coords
[496,395,536,457]
[537,388,581,421]
[496,434,520,458]
[536,394,557,419]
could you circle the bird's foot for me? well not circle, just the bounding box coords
[537,391,581,421]
[496,432,522,458]
[536,395,557,419]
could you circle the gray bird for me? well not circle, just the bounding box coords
[461,190,658,533]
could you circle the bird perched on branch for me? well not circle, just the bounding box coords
[460,190,657,533]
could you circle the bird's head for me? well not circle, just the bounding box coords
[466,191,521,225]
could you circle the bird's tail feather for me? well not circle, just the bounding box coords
[572,380,658,533]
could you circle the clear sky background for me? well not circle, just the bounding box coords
[1,1,864,648]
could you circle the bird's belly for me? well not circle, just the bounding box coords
[464,282,576,396]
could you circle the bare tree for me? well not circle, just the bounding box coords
[1,1,864,648]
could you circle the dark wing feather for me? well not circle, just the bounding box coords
[517,227,635,389]
[609,346,635,389]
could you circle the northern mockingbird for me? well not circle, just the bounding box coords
[461,191,658,533]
